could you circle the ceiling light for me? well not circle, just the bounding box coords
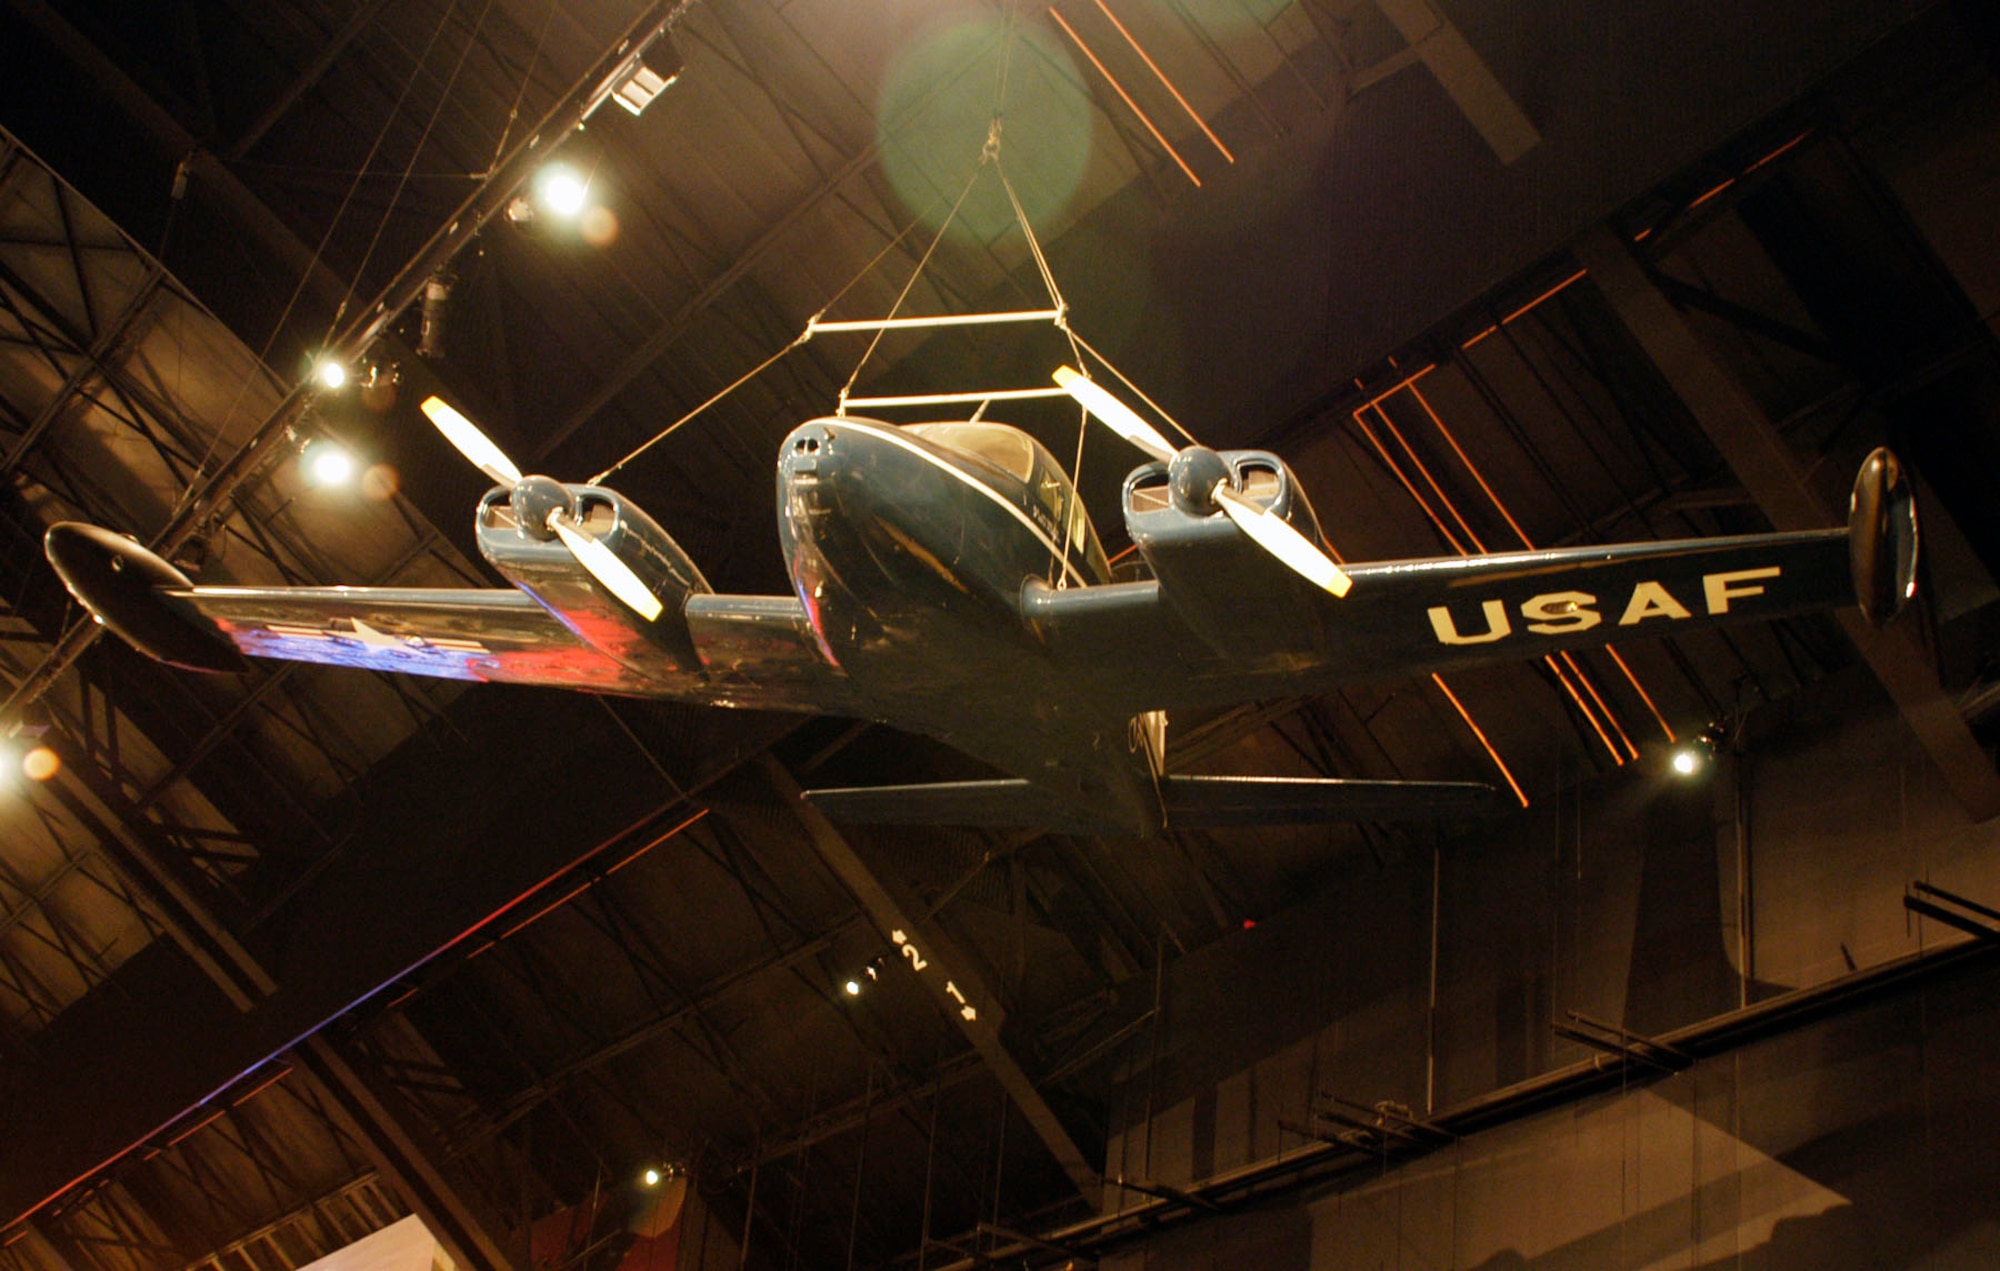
[1671,748,1701,776]
[302,438,357,488]
[843,978,862,996]
[611,54,679,117]
[585,31,682,119]
[535,166,589,218]
[642,1167,661,1187]
[315,358,348,390]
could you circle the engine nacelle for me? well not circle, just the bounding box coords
[1122,450,1336,659]
[477,483,711,675]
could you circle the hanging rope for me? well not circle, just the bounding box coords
[834,137,996,413]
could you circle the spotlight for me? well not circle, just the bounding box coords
[610,41,683,117]
[302,438,357,488]
[1669,729,1719,778]
[843,978,862,997]
[642,1167,661,1187]
[535,165,589,218]
[418,271,453,360]
[315,358,348,390]
[586,32,682,120]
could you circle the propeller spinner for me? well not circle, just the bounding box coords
[419,396,665,622]
[1053,367,1352,598]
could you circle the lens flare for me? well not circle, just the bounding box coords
[877,15,1090,239]
[21,746,58,781]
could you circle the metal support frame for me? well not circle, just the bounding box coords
[1573,225,2000,820]
[759,755,1104,1204]
[1368,0,1540,164]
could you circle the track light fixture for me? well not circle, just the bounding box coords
[585,30,682,120]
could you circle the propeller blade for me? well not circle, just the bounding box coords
[1053,366,1178,465]
[1214,484,1353,597]
[421,396,523,486]
[549,514,665,622]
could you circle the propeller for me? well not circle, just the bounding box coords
[1053,367,1352,598]
[419,395,664,622]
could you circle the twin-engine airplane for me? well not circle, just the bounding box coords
[44,374,1919,837]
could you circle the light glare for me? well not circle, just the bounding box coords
[303,439,357,488]
[537,166,589,217]
[642,1168,661,1187]
[316,359,348,390]
[1671,749,1700,776]
[843,979,862,997]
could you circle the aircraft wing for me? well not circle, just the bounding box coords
[169,585,853,709]
[44,521,853,712]
[1027,527,1863,713]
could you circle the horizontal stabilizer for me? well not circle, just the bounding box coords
[1160,775,1496,826]
[804,774,1497,834]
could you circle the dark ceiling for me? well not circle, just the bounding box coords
[1,0,1999,1269]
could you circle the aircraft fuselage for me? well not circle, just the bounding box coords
[777,416,1164,835]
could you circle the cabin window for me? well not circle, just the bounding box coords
[904,423,1036,483]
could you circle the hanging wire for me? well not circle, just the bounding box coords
[588,178,961,484]
[326,0,500,342]
[175,0,468,510]
[486,0,564,175]
[834,140,996,412]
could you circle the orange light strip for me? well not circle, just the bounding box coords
[1413,364,1673,746]
[1461,269,1590,350]
[1051,9,1202,187]
[1359,363,1437,411]
[1498,267,1589,327]
[1743,129,1811,175]
[1371,402,1487,550]
[230,1065,293,1107]
[1090,0,1234,163]
[1687,177,1736,211]
[1605,645,1675,742]
[607,808,710,875]
[165,1109,227,1149]
[1545,654,1624,765]
[1409,383,1535,546]
[1562,650,1637,759]
[1431,673,1529,808]
[1363,393,1630,764]
[501,809,709,941]
[1350,409,1466,553]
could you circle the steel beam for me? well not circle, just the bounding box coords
[1574,225,2000,821]
[1371,0,1540,164]
[758,756,1104,1203]
[0,692,683,1253]
[293,1040,519,1271]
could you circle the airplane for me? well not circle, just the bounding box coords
[41,371,1919,838]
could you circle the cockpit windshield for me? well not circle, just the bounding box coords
[904,421,1112,584]
[904,423,1036,482]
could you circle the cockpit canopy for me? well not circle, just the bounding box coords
[903,422,1112,584]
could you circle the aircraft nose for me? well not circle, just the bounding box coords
[781,420,838,477]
